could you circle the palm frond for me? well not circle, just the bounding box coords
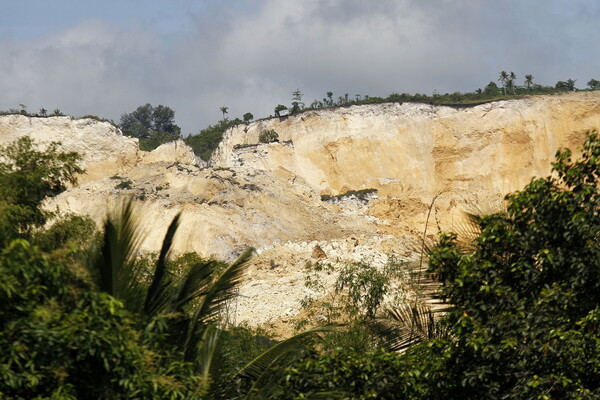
[238,324,336,399]
[195,325,223,396]
[89,199,146,314]
[170,260,218,312]
[143,213,181,318]
[374,303,449,352]
[183,248,254,362]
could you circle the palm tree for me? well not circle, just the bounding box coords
[524,74,534,90]
[88,200,331,397]
[498,71,509,95]
[220,106,229,121]
[509,71,517,94]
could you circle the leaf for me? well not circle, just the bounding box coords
[238,324,337,399]
[143,213,180,318]
[183,248,253,362]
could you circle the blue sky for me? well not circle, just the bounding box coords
[1,0,599,134]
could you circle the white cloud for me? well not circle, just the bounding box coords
[0,0,599,134]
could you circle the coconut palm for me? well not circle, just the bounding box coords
[88,200,331,397]
[524,74,534,90]
[498,71,509,95]
[509,71,517,94]
[220,106,229,121]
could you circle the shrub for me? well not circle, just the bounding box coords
[259,129,279,143]
[115,179,133,190]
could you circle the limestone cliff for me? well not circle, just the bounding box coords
[213,92,600,202]
[1,92,599,329]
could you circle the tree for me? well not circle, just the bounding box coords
[556,79,577,91]
[243,112,254,124]
[588,79,600,89]
[274,104,287,117]
[220,106,229,121]
[484,82,500,96]
[258,129,279,143]
[427,130,600,399]
[0,239,205,399]
[38,108,47,116]
[120,103,181,140]
[498,71,508,95]
[524,74,534,90]
[0,137,82,243]
[290,89,304,114]
[152,104,179,133]
[88,201,331,398]
[185,118,242,161]
[508,71,517,94]
[325,91,334,106]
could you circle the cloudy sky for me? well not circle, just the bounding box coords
[1,0,599,134]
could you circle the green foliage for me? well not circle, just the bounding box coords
[299,258,405,353]
[587,79,600,89]
[220,106,229,121]
[258,129,279,143]
[120,104,181,150]
[484,81,500,96]
[0,240,202,399]
[0,137,83,243]
[555,78,577,91]
[274,104,287,117]
[32,213,97,267]
[114,179,133,190]
[524,74,534,89]
[290,89,304,114]
[243,112,254,124]
[80,115,116,126]
[275,345,441,400]
[426,131,600,399]
[185,118,241,161]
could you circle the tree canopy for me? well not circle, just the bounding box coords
[0,137,82,243]
[425,130,600,399]
[120,104,181,151]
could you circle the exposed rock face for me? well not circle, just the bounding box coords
[1,92,599,330]
[0,115,139,182]
[214,92,600,201]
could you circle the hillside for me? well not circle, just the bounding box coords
[1,91,599,330]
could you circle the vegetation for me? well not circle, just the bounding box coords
[274,104,287,117]
[258,129,279,143]
[320,188,378,202]
[0,137,82,244]
[243,112,254,124]
[184,118,242,161]
[120,103,182,151]
[114,179,133,190]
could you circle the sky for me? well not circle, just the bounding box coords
[1,0,599,135]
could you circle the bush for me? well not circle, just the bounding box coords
[185,118,242,161]
[115,179,133,190]
[259,129,279,143]
[0,137,82,243]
